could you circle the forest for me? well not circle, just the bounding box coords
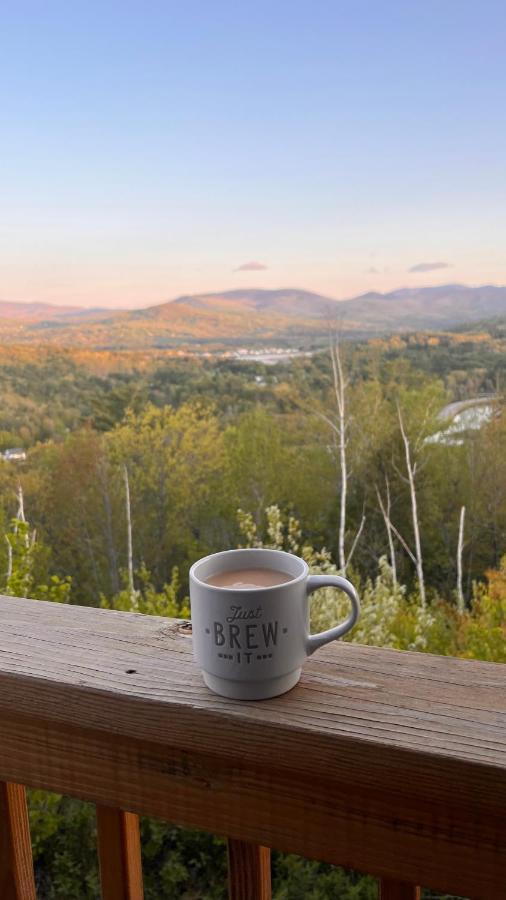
[1,323,505,899]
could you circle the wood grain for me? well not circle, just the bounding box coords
[0,596,505,898]
[96,806,144,900]
[227,839,271,899]
[379,878,421,899]
[0,781,36,900]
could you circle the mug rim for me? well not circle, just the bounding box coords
[190,547,308,593]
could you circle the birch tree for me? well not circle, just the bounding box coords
[123,464,138,610]
[5,484,26,580]
[330,337,348,571]
[16,484,26,525]
[314,336,365,575]
[3,485,71,602]
[457,505,466,613]
[96,456,119,595]
[396,404,426,607]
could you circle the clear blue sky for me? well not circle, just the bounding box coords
[1,1,505,307]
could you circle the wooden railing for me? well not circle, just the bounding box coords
[0,595,505,899]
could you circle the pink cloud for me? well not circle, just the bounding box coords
[409,261,452,273]
[234,260,268,272]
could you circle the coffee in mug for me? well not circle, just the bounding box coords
[206,568,292,589]
[190,548,360,700]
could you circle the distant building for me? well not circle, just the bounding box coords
[3,448,27,462]
[427,397,498,446]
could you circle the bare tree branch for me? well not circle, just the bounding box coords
[330,335,348,572]
[312,409,341,437]
[391,459,410,485]
[410,397,438,456]
[376,485,417,566]
[375,477,397,585]
[388,519,418,567]
[397,404,426,606]
[457,505,466,613]
[347,514,366,568]
[299,333,360,576]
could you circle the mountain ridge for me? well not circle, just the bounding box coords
[165,288,338,319]
[0,300,111,322]
[0,284,505,348]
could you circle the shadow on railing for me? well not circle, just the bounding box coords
[0,594,505,899]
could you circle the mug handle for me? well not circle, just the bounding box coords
[305,575,360,655]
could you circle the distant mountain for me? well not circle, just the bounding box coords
[140,284,506,331]
[338,284,506,330]
[0,284,505,348]
[0,300,110,322]
[166,288,338,319]
[0,301,83,321]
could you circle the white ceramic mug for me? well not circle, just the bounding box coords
[189,548,360,700]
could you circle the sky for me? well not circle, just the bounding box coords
[1,1,506,309]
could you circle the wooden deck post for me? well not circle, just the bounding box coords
[379,877,421,899]
[227,839,271,899]
[0,781,36,900]
[96,806,144,899]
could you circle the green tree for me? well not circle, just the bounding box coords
[101,563,189,617]
[107,402,228,590]
[2,487,71,603]
[238,505,437,651]
[458,556,506,662]
[26,428,123,605]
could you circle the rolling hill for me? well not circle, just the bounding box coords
[0,300,89,321]
[0,284,505,349]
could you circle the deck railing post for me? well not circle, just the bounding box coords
[379,877,421,899]
[0,781,36,900]
[96,806,144,900]
[227,838,271,900]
